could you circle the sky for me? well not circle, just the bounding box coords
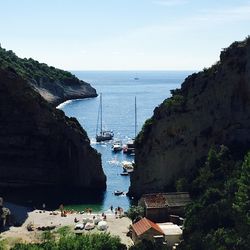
[0,0,249,70]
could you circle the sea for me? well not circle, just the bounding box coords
[58,70,193,212]
[2,71,193,212]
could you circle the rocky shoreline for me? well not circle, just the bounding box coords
[30,75,98,107]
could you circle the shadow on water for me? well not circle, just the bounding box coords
[1,187,105,211]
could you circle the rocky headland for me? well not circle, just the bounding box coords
[0,46,97,106]
[129,37,250,198]
[0,68,106,190]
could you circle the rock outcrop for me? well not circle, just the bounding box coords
[129,37,250,198]
[0,68,106,190]
[0,46,97,106]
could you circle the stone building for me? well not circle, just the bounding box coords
[139,192,191,222]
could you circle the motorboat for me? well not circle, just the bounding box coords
[112,140,123,152]
[114,190,124,196]
[123,97,137,154]
[96,93,114,142]
[123,140,135,154]
[122,161,134,173]
[120,171,129,176]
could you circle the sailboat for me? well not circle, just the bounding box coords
[123,96,137,154]
[96,93,114,142]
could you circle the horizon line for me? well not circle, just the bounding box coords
[68,69,198,72]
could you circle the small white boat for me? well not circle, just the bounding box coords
[122,161,134,174]
[122,161,134,169]
[112,140,123,152]
[123,97,137,155]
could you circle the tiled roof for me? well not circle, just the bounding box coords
[132,217,164,236]
[142,192,191,208]
[144,193,167,208]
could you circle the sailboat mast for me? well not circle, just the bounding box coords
[135,96,137,138]
[100,93,103,134]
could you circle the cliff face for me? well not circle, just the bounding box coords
[30,76,97,107]
[129,37,250,198]
[0,46,97,106]
[0,68,106,190]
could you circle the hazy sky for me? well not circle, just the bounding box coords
[0,0,249,70]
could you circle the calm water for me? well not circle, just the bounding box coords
[59,71,192,212]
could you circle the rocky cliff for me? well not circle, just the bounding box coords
[129,37,250,198]
[0,68,106,190]
[0,46,97,106]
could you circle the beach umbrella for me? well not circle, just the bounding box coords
[94,217,101,225]
[85,222,95,230]
[97,221,108,231]
[74,223,84,230]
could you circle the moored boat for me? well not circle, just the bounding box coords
[123,140,135,154]
[114,190,124,196]
[122,161,134,174]
[96,131,114,142]
[112,140,123,152]
[123,97,137,154]
[96,93,114,142]
[120,171,129,176]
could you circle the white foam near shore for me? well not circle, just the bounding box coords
[56,100,74,109]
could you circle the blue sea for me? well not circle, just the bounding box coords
[59,71,193,212]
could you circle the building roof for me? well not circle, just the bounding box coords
[132,217,164,236]
[157,222,182,236]
[141,192,191,209]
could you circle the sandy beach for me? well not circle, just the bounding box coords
[0,209,133,247]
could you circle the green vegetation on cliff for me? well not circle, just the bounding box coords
[130,36,250,198]
[178,146,250,249]
[0,46,78,84]
[0,45,97,106]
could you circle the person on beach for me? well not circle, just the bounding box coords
[110,205,113,212]
[59,204,64,217]
[42,203,46,212]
